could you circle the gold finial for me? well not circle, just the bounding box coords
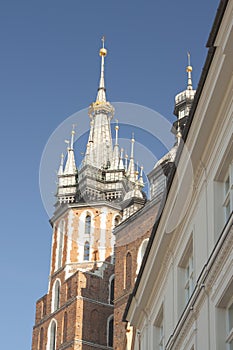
[186,51,192,72]
[99,36,107,57]
[115,119,119,130]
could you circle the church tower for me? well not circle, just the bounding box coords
[31,39,145,350]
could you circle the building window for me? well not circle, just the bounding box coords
[56,220,64,270]
[226,300,233,348]
[136,238,149,275]
[114,215,121,227]
[109,275,115,305]
[39,327,44,350]
[223,165,233,222]
[107,315,114,347]
[47,320,56,350]
[178,236,194,313]
[63,312,68,343]
[153,306,164,350]
[84,241,90,261]
[125,252,132,290]
[52,279,61,312]
[184,255,194,303]
[85,215,91,235]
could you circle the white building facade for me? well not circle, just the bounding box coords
[124,0,233,349]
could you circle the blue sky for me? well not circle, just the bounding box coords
[0,1,219,349]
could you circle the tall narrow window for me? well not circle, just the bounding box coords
[227,300,233,348]
[178,236,194,313]
[107,316,114,347]
[223,165,233,222]
[39,327,44,350]
[84,241,90,261]
[52,280,60,312]
[109,275,115,305]
[153,306,164,350]
[184,255,194,303]
[63,312,68,343]
[85,215,91,235]
[57,220,64,270]
[136,238,149,274]
[125,252,132,290]
[47,321,56,350]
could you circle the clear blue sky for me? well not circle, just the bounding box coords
[0,1,219,349]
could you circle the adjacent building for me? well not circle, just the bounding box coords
[124,1,233,349]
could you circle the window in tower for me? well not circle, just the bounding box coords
[107,315,114,347]
[85,214,91,235]
[136,238,149,275]
[125,252,132,290]
[52,279,61,312]
[47,320,56,350]
[39,327,44,350]
[56,220,65,270]
[109,275,115,305]
[84,241,90,261]
[62,312,68,343]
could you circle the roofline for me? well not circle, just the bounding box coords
[123,0,229,322]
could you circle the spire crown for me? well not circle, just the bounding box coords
[186,52,193,90]
[96,36,107,102]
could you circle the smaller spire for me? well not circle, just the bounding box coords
[119,148,124,170]
[139,166,144,187]
[127,133,136,182]
[111,120,120,169]
[186,52,193,90]
[64,128,77,175]
[115,119,119,146]
[58,153,64,176]
[125,153,128,172]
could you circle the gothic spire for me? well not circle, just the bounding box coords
[84,37,114,169]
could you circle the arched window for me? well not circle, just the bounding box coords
[57,220,64,270]
[107,315,114,347]
[91,309,100,343]
[63,312,68,343]
[136,238,149,275]
[52,279,60,312]
[109,275,115,305]
[39,327,44,350]
[125,252,132,290]
[84,241,90,261]
[114,215,121,227]
[47,320,56,350]
[85,215,91,235]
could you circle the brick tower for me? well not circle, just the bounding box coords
[31,38,146,350]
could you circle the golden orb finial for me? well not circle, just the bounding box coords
[99,36,107,56]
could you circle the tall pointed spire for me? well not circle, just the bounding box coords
[85,37,114,169]
[186,52,193,90]
[96,36,107,103]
